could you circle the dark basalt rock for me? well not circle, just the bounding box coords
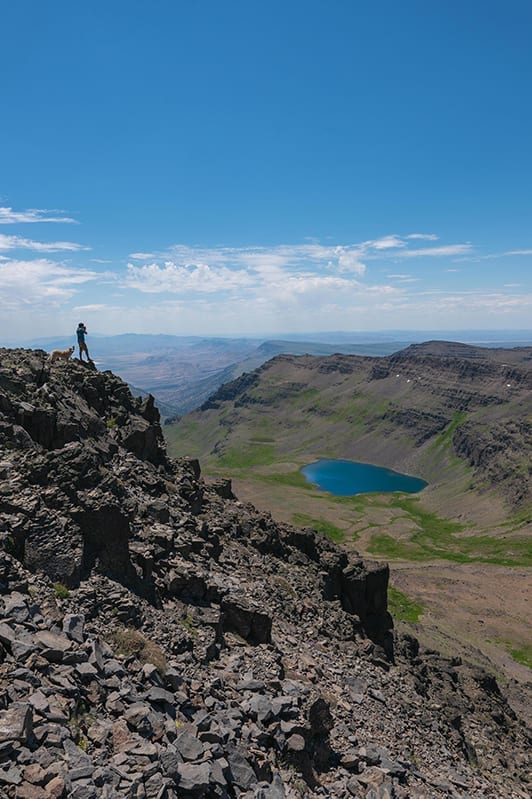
[221,595,272,645]
[384,407,448,445]
[0,348,529,799]
[201,372,260,410]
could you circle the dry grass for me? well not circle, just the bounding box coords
[106,626,168,673]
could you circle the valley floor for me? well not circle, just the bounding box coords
[390,562,531,714]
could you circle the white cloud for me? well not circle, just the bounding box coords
[124,238,477,291]
[396,244,473,258]
[454,247,532,262]
[334,247,367,275]
[125,261,255,294]
[73,304,122,312]
[0,207,78,224]
[129,252,156,260]
[0,258,99,310]
[387,274,419,282]
[0,234,89,253]
[126,243,369,287]
[121,238,491,321]
[368,235,406,250]
[406,233,439,241]
[437,292,532,311]
[269,274,356,300]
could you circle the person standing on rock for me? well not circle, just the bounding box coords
[76,322,91,362]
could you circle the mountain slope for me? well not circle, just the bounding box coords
[0,348,530,798]
[164,343,532,697]
[166,343,532,520]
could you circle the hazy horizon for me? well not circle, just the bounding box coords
[7,328,532,350]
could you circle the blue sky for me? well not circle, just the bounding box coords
[1,0,531,339]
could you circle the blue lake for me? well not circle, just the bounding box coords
[301,458,427,496]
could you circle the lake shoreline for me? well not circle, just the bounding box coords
[301,457,428,497]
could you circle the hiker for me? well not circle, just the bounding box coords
[76,322,91,362]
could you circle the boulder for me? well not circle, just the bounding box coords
[0,704,33,743]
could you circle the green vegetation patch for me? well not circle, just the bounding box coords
[430,411,467,451]
[331,396,389,425]
[292,513,345,543]
[272,575,297,598]
[53,582,70,599]
[367,495,532,566]
[330,493,382,512]
[259,470,316,490]
[181,614,199,637]
[217,443,277,469]
[501,505,532,531]
[508,643,532,670]
[388,585,424,623]
[369,533,432,561]
[290,387,319,404]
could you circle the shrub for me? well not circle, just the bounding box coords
[106,626,168,673]
[53,582,70,599]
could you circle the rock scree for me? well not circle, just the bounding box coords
[0,348,529,799]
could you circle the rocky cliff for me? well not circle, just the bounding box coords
[0,349,529,799]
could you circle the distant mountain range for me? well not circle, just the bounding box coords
[9,330,532,417]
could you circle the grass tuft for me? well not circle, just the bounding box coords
[508,643,532,670]
[292,513,345,543]
[429,411,467,451]
[388,585,424,623]
[106,626,168,673]
[217,443,276,469]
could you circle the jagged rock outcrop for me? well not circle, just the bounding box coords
[201,374,260,411]
[0,349,530,799]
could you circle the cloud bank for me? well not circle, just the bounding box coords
[0,208,530,338]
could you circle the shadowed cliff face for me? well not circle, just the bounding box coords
[0,348,530,799]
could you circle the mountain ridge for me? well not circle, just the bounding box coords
[0,347,530,797]
[12,333,531,418]
[167,342,532,518]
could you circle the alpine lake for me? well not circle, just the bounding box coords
[301,458,427,496]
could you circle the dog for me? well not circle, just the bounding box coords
[47,345,75,363]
